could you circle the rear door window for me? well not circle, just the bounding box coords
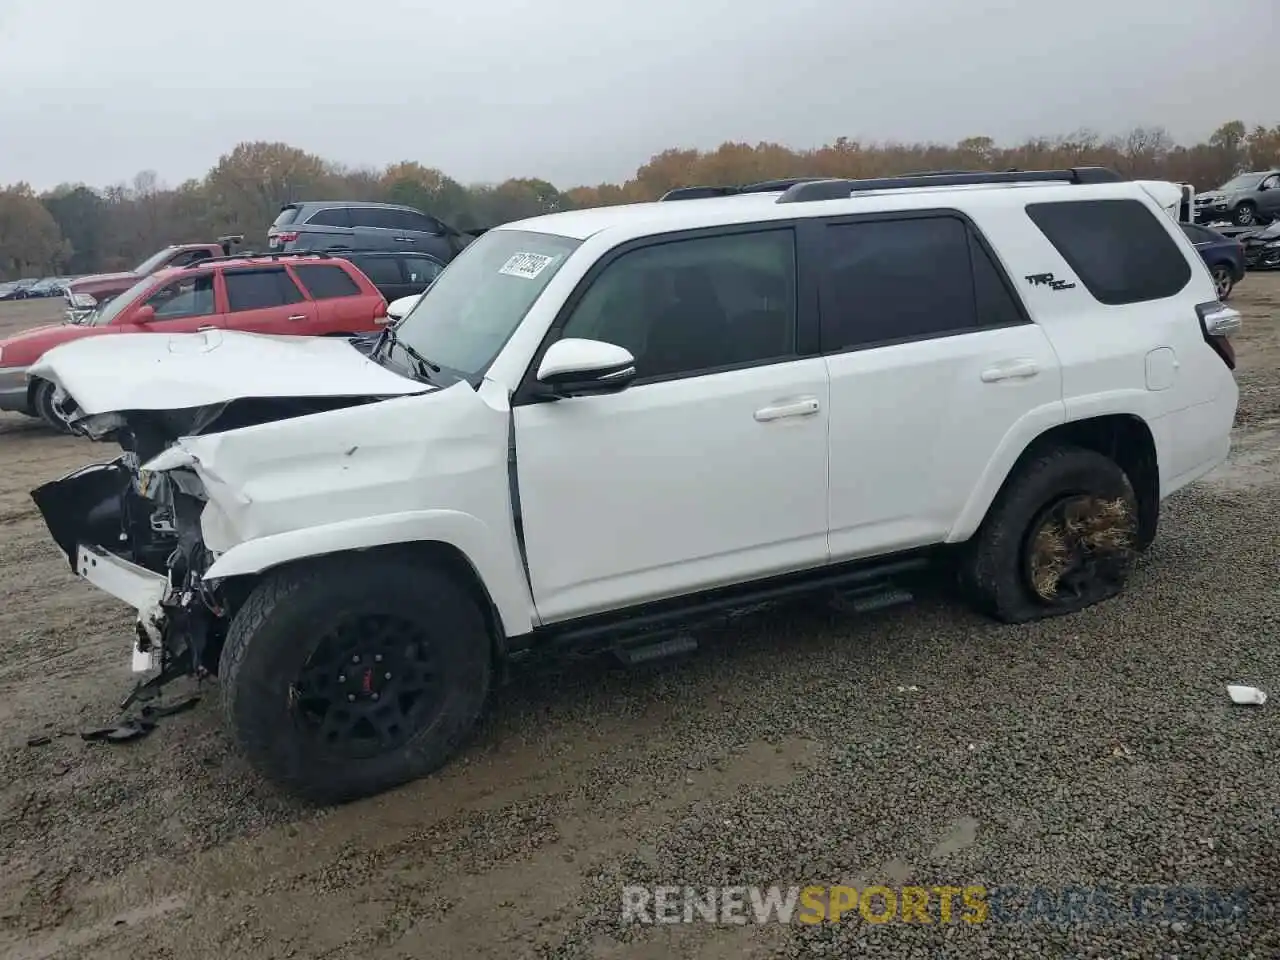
[350,207,398,229]
[1026,199,1191,305]
[307,207,352,228]
[352,256,404,285]
[223,268,307,311]
[389,209,442,234]
[819,216,992,351]
[293,264,363,299]
[402,256,445,284]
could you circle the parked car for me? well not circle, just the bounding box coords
[0,253,387,430]
[1240,220,1280,270]
[267,201,476,261]
[0,282,19,301]
[29,168,1240,804]
[63,237,245,322]
[0,279,39,301]
[26,278,68,298]
[1194,170,1280,226]
[1180,223,1245,299]
[329,249,446,303]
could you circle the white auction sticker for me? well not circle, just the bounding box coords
[499,252,555,279]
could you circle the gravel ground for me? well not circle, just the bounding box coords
[0,277,1278,960]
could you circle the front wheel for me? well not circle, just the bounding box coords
[219,554,492,804]
[958,447,1139,624]
[1233,203,1257,226]
[31,379,72,434]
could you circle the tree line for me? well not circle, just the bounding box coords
[1,120,1277,280]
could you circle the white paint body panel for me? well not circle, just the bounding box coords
[176,381,536,635]
[514,359,830,622]
[29,329,427,414]
[825,324,1064,557]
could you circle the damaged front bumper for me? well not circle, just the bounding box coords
[31,456,226,692]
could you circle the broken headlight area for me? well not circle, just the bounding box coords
[31,449,229,701]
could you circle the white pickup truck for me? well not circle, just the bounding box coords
[30,169,1240,803]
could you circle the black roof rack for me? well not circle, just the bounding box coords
[659,177,831,202]
[775,167,1125,203]
[183,251,333,268]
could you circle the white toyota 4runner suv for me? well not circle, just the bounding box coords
[30,168,1241,803]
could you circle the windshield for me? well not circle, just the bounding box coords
[1218,174,1263,192]
[131,247,178,275]
[393,228,581,381]
[88,274,158,326]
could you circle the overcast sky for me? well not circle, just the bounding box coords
[0,0,1274,192]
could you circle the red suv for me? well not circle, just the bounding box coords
[0,254,389,430]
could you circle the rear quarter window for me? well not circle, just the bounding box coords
[272,206,301,228]
[293,263,363,299]
[1025,199,1191,305]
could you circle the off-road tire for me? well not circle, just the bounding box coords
[1233,202,1257,227]
[219,553,492,804]
[958,446,1138,624]
[31,379,70,434]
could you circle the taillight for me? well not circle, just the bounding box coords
[1196,300,1241,370]
[273,231,298,244]
[372,299,389,324]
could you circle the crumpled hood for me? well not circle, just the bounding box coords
[29,329,431,415]
[1196,190,1228,201]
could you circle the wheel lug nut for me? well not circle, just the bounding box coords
[371,693,380,700]
[374,654,383,662]
[347,694,355,702]
[385,672,392,680]
[352,655,361,663]
[338,675,346,683]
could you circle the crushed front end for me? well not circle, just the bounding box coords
[32,441,227,703]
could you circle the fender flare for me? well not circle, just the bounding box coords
[946,392,1158,543]
[202,509,535,636]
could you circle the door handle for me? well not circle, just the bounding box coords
[981,359,1040,382]
[287,314,307,321]
[754,397,820,422]
[196,324,217,331]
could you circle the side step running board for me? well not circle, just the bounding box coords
[830,582,915,615]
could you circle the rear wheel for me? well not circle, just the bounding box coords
[959,447,1138,623]
[1210,263,1235,300]
[219,554,492,804]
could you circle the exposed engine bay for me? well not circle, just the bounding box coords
[31,394,385,702]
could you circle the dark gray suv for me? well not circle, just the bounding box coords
[267,201,472,260]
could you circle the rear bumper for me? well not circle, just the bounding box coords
[0,366,30,413]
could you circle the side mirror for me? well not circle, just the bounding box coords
[535,338,636,398]
[386,294,422,323]
[132,304,156,324]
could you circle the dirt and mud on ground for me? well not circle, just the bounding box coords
[0,278,1278,960]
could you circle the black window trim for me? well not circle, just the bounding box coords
[1025,198,1192,307]
[511,220,819,406]
[804,207,1032,358]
